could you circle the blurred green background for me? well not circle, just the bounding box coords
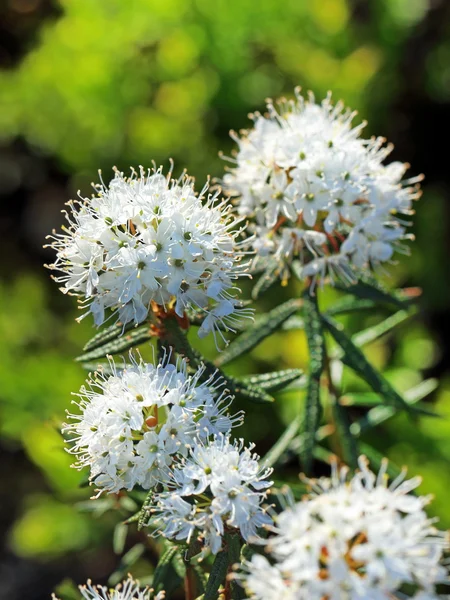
[1,0,450,598]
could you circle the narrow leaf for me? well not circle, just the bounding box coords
[172,551,187,579]
[152,545,180,593]
[137,490,154,531]
[352,308,416,348]
[192,565,207,596]
[326,296,378,316]
[335,277,405,308]
[108,544,145,586]
[300,291,325,473]
[281,315,305,331]
[113,522,128,555]
[341,379,438,408]
[215,298,302,367]
[226,533,246,600]
[76,325,152,362]
[252,260,281,299]
[83,321,135,352]
[163,321,275,403]
[323,316,411,413]
[239,369,304,392]
[204,549,229,600]
[262,415,302,469]
[332,400,359,468]
[351,379,439,436]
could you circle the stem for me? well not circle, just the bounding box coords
[184,564,196,600]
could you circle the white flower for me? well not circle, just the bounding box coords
[69,575,164,600]
[151,434,273,554]
[63,350,242,495]
[46,166,251,343]
[222,89,422,287]
[239,456,449,599]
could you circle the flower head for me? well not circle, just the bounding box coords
[151,434,273,554]
[239,457,449,599]
[222,89,422,287]
[63,350,242,495]
[71,575,164,600]
[47,166,251,342]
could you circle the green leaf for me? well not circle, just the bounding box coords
[113,521,128,555]
[341,379,438,408]
[262,415,302,469]
[137,489,154,531]
[281,315,305,330]
[232,383,275,404]
[335,277,405,309]
[76,325,152,362]
[326,295,378,316]
[323,316,411,414]
[352,308,416,348]
[192,565,207,596]
[215,298,302,367]
[351,379,439,436]
[226,532,246,600]
[83,321,135,352]
[203,548,229,600]
[152,545,180,593]
[172,550,187,579]
[239,369,304,392]
[108,543,145,586]
[252,260,281,299]
[332,400,359,468]
[300,291,325,473]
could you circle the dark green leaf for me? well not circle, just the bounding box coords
[215,298,302,367]
[137,489,154,531]
[332,400,359,468]
[335,277,405,309]
[172,550,187,579]
[300,291,325,473]
[163,321,275,403]
[239,369,304,392]
[252,260,281,299]
[76,325,152,362]
[326,296,378,316]
[204,548,229,600]
[323,316,411,413]
[83,321,136,352]
[226,533,246,600]
[152,545,180,593]
[192,565,207,596]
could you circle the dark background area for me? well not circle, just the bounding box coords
[1,1,450,598]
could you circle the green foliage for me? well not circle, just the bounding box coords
[215,299,302,367]
[300,291,325,472]
[1,0,449,588]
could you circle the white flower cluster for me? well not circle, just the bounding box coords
[63,351,241,495]
[223,89,422,286]
[240,457,449,599]
[73,575,164,600]
[151,434,273,554]
[47,166,250,342]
